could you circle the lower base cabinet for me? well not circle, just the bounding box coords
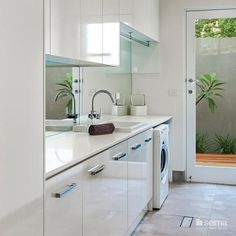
[128,129,153,228]
[45,165,83,236]
[45,129,153,236]
[82,141,128,236]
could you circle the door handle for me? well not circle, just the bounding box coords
[131,143,142,150]
[145,137,152,143]
[88,164,105,175]
[188,78,199,83]
[113,152,126,160]
[53,183,78,198]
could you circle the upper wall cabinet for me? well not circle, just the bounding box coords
[80,0,103,64]
[45,0,159,66]
[120,0,159,42]
[102,0,120,66]
[50,0,81,59]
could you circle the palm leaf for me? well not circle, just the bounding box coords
[196,73,225,112]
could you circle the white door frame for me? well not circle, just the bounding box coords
[186,9,236,185]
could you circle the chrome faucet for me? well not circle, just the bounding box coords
[54,90,77,124]
[89,89,114,120]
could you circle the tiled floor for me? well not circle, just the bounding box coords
[134,183,236,236]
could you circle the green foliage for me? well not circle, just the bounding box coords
[215,134,236,154]
[196,133,209,153]
[196,18,236,38]
[196,73,225,113]
[55,73,73,113]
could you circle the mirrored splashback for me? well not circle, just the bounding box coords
[45,36,132,126]
[46,67,72,120]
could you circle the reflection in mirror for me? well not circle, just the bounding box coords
[46,67,72,120]
[81,37,132,117]
[45,36,132,131]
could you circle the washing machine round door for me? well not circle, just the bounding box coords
[160,142,169,182]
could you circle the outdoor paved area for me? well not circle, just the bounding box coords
[134,183,236,236]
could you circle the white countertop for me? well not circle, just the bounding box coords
[45,115,172,179]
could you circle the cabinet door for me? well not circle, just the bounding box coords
[80,0,103,64]
[142,129,153,204]
[120,0,159,41]
[45,165,83,236]
[133,0,159,41]
[120,0,134,26]
[51,0,81,59]
[128,133,147,228]
[82,141,128,236]
[103,0,120,66]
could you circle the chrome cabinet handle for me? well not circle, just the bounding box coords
[88,164,105,175]
[145,137,152,143]
[53,183,78,198]
[113,152,126,160]
[131,143,142,150]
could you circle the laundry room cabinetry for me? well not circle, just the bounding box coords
[102,0,120,66]
[127,129,153,229]
[142,129,154,204]
[45,0,120,65]
[45,140,128,236]
[82,141,128,236]
[50,0,81,59]
[80,0,103,64]
[45,129,154,236]
[120,0,159,41]
[45,165,83,236]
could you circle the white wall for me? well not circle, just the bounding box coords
[133,0,236,173]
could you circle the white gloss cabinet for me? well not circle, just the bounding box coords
[102,0,120,66]
[82,141,128,236]
[0,0,44,235]
[142,129,153,204]
[120,0,159,41]
[80,0,103,64]
[127,133,147,228]
[45,129,154,236]
[50,0,81,59]
[45,165,83,236]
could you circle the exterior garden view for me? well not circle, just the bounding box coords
[195,18,236,166]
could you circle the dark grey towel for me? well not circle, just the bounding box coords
[88,123,115,135]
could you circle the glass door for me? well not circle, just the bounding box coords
[186,9,236,184]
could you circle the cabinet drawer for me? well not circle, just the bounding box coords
[142,129,153,204]
[82,143,128,236]
[45,165,83,236]
[128,132,146,228]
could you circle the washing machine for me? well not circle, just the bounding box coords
[153,124,170,209]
